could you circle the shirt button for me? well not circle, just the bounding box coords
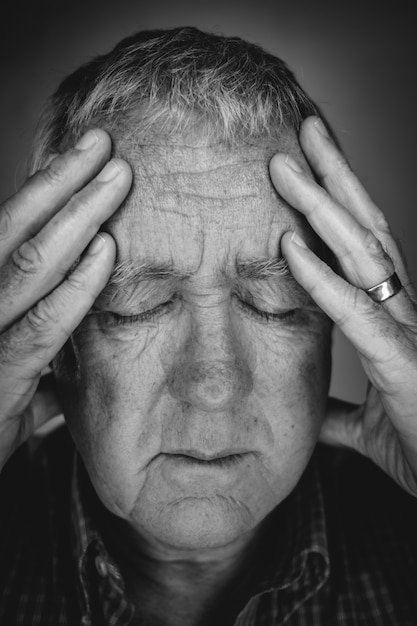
[95,555,108,577]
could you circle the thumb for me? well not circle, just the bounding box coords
[319,396,363,452]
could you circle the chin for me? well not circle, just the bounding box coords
[138,495,257,550]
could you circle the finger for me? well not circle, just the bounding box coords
[270,153,415,323]
[0,158,132,331]
[299,115,410,289]
[284,231,417,458]
[0,129,112,265]
[281,230,417,392]
[270,152,395,287]
[0,378,63,469]
[0,232,116,415]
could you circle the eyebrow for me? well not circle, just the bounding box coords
[106,260,192,289]
[102,255,290,295]
[235,256,289,280]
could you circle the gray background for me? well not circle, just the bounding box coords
[1,0,415,404]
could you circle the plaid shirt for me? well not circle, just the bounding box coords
[1,426,417,625]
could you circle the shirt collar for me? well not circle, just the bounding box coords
[273,454,329,589]
[70,453,134,625]
[236,454,330,624]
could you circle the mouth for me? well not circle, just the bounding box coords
[158,449,254,489]
[174,453,247,467]
[166,449,250,467]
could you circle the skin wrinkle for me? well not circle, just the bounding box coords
[168,191,258,202]
[134,161,269,179]
[98,256,293,308]
[115,134,284,171]
[55,129,332,623]
[158,166,259,199]
[29,30,340,622]
[112,134,296,223]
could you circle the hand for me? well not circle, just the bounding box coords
[0,129,132,472]
[270,116,417,496]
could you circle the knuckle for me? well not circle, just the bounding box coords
[349,289,385,329]
[41,157,67,187]
[351,287,375,315]
[0,331,37,375]
[26,299,60,337]
[373,212,391,236]
[10,239,45,276]
[66,189,96,221]
[335,157,352,175]
[309,263,334,299]
[360,228,387,261]
[319,262,335,285]
[66,267,91,295]
[392,233,409,269]
[0,335,14,369]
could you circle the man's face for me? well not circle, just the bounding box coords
[59,127,332,549]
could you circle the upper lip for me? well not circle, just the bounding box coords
[167,448,250,461]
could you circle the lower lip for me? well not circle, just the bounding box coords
[160,453,250,488]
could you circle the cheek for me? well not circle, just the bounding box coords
[54,322,174,517]
[253,328,331,462]
[54,321,168,463]
[254,326,330,406]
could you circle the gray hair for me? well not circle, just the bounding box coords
[29,26,325,172]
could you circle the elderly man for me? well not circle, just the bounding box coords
[1,26,417,626]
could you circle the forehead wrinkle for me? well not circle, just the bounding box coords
[110,134,303,238]
[155,160,269,200]
[123,167,269,217]
[116,135,279,175]
[118,138,279,206]
[120,166,281,219]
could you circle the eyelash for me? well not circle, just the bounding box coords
[108,298,177,325]
[107,294,297,326]
[238,299,297,323]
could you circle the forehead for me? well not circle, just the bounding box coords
[108,128,311,270]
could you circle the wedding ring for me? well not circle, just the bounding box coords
[364,272,402,303]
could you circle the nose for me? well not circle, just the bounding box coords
[170,359,252,411]
[168,318,253,412]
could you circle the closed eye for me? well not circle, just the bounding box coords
[96,291,298,327]
[104,295,179,326]
[237,298,297,322]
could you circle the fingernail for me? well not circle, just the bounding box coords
[88,234,106,255]
[314,117,329,138]
[75,130,99,150]
[97,159,122,182]
[290,231,308,248]
[284,154,303,173]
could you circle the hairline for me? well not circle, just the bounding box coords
[27,26,322,175]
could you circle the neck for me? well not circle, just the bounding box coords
[99,511,273,626]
